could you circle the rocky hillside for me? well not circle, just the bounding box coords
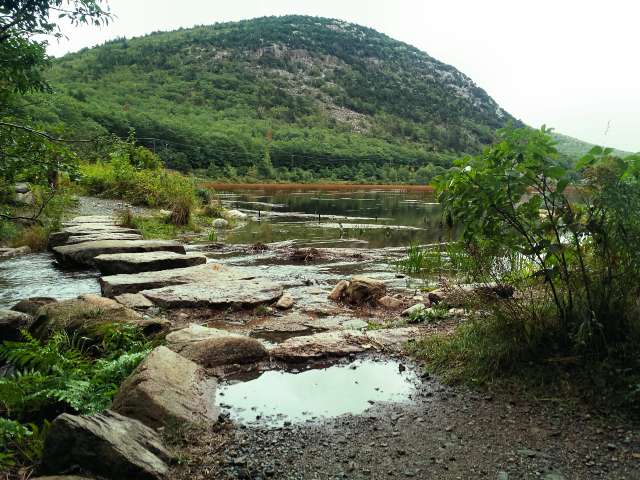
[27,15,525,174]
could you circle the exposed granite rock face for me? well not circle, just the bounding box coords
[11,296,58,315]
[0,308,33,342]
[167,326,267,368]
[40,410,170,480]
[100,263,254,297]
[29,295,169,343]
[345,276,386,304]
[111,346,219,429]
[139,278,283,310]
[53,240,186,268]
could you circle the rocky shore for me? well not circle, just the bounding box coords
[0,210,638,480]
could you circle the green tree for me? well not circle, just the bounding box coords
[0,0,112,199]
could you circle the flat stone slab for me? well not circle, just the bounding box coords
[271,327,420,362]
[49,226,142,248]
[62,215,116,225]
[101,263,254,297]
[140,278,283,310]
[94,251,207,276]
[165,324,243,344]
[53,240,186,269]
[63,233,144,246]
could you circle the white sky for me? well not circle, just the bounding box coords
[46,0,640,152]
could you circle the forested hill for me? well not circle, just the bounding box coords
[28,15,526,178]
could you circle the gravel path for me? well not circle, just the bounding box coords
[169,360,639,480]
[72,196,155,217]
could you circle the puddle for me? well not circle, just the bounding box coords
[249,327,327,344]
[217,358,419,427]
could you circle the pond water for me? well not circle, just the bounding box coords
[204,184,446,249]
[218,358,421,427]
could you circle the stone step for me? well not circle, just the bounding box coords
[62,233,144,247]
[94,251,207,276]
[53,240,186,269]
[100,263,254,297]
[140,278,283,310]
[49,226,142,248]
[62,215,116,225]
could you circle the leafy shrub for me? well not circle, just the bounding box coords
[202,197,226,219]
[81,155,197,208]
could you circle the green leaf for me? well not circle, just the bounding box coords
[556,178,570,193]
[588,146,603,155]
[548,166,566,179]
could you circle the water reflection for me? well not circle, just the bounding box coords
[205,184,449,248]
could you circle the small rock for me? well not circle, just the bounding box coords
[212,218,229,228]
[327,280,349,301]
[607,443,616,450]
[275,293,294,310]
[378,295,404,309]
[226,210,248,220]
[342,319,368,330]
[412,295,424,301]
[401,304,425,316]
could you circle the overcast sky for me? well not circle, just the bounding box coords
[47,0,640,152]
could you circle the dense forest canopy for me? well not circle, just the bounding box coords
[17,15,536,180]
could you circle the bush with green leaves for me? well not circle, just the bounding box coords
[433,122,640,352]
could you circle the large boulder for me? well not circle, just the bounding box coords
[11,296,57,316]
[167,326,267,368]
[110,346,219,429]
[226,210,247,220]
[212,218,229,228]
[100,263,254,298]
[40,410,170,480]
[94,251,207,276]
[29,295,169,343]
[52,240,186,269]
[140,278,283,310]
[345,276,386,304]
[0,308,33,342]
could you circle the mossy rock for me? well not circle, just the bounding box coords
[29,295,169,343]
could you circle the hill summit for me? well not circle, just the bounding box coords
[32,15,525,179]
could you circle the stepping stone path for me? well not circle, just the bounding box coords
[50,215,285,312]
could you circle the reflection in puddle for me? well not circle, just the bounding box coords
[218,359,419,427]
[249,327,327,344]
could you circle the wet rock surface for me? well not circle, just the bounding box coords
[100,263,254,297]
[40,410,170,480]
[53,239,186,268]
[10,296,58,315]
[94,251,207,276]
[139,278,283,310]
[346,276,386,304]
